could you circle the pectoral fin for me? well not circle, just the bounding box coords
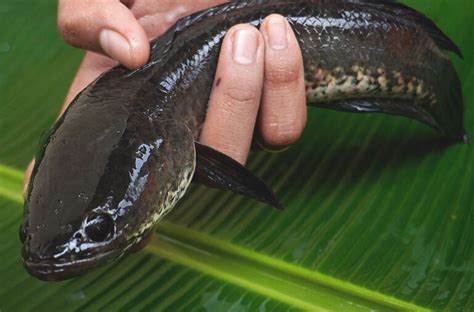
[193,142,282,210]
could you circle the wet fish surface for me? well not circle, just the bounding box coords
[21,0,465,281]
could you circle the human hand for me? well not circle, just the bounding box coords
[24,1,307,189]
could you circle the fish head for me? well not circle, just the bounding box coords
[21,99,195,281]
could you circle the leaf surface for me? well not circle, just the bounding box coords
[0,1,473,310]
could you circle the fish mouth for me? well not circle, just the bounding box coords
[22,248,124,281]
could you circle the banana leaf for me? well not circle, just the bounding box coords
[0,1,473,311]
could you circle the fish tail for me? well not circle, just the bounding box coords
[430,55,467,142]
[354,0,463,57]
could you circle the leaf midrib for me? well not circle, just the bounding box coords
[0,163,430,311]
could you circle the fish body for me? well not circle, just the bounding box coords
[21,0,464,281]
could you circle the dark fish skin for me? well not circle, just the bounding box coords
[20,0,464,281]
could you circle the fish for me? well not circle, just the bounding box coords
[20,0,465,281]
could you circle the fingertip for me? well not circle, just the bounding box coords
[113,2,151,69]
[124,28,150,69]
[227,24,264,66]
[58,0,149,70]
[99,30,130,66]
[257,114,306,150]
[99,27,149,70]
[261,14,289,51]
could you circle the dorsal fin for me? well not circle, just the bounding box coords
[353,0,462,57]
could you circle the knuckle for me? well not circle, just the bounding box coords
[265,61,302,85]
[222,85,259,107]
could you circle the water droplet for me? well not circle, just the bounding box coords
[62,224,73,232]
[78,192,89,201]
[58,199,63,206]
[54,208,60,215]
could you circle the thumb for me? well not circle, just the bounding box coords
[58,0,149,69]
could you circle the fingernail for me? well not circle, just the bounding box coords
[232,29,258,65]
[99,29,131,63]
[267,16,287,50]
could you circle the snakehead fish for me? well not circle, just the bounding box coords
[21,0,465,281]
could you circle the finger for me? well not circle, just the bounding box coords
[258,14,307,150]
[199,24,265,165]
[58,0,149,69]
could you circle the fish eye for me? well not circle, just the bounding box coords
[85,213,114,242]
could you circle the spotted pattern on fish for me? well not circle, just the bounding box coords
[304,65,437,108]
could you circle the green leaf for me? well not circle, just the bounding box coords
[0,1,473,311]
